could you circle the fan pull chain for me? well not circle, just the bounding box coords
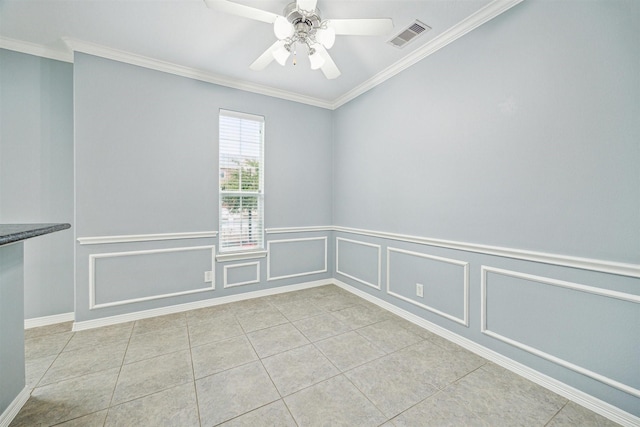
[293,47,297,66]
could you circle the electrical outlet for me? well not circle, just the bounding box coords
[416,283,424,298]
[204,271,213,283]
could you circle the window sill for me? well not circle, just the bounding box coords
[216,250,268,262]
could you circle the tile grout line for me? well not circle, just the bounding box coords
[105,322,135,414]
[283,304,394,422]
[233,311,291,425]
[339,321,435,423]
[19,286,615,427]
[387,362,491,424]
[185,318,204,427]
[28,333,73,391]
[543,401,570,427]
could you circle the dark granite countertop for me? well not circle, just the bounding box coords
[0,223,71,246]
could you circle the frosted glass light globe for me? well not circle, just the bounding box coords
[274,16,294,40]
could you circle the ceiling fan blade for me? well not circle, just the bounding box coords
[250,40,284,71]
[326,18,393,36]
[297,0,318,12]
[315,45,341,80]
[203,0,279,24]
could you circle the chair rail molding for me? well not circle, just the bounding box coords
[77,231,218,245]
[334,226,640,278]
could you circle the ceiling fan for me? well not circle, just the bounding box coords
[203,0,393,79]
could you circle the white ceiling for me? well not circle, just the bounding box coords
[0,0,517,108]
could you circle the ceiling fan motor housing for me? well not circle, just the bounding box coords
[283,1,322,41]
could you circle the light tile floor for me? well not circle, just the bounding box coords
[12,285,620,426]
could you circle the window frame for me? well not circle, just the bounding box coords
[218,109,265,256]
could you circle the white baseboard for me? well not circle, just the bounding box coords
[24,312,74,329]
[333,279,640,427]
[0,387,30,427]
[73,279,332,331]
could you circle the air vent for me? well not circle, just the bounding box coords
[388,20,431,48]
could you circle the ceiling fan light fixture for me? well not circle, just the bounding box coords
[272,44,290,66]
[308,48,325,70]
[316,27,335,49]
[207,0,394,79]
[274,16,294,40]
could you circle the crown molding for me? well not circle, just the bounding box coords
[61,37,333,110]
[2,0,521,110]
[330,0,524,109]
[0,36,72,63]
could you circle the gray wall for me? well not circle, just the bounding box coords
[2,0,638,418]
[73,53,333,322]
[0,49,74,319]
[332,0,639,417]
[333,1,639,263]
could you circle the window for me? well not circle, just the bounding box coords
[219,109,264,253]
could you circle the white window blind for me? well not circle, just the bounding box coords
[219,109,264,253]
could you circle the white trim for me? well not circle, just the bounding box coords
[265,226,333,234]
[2,0,521,111]
[480,266,640,399]
[386,247,469,326]
[77,226,639,278]
[0,36,73,63]
[24,312,74,329]
[335,237,381,290]
[333,279,640,427]
[73,278,332,331]
[216,250,267,262]
[77,231,217,245]
[62,37,333,110]
[330,0,524,109]
[220,108,264,123]
[267,237,328,281]
[0,387,30,427]
[89,245,215,309]
[223,261,261,288]
[334,226,640,278]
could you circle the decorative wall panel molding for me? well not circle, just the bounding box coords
[267,237,328,281]
[89,245,215,309]
[336,237,381,290]
[223,261,261,288]
[387,247,469,326]
[481,266,640,399]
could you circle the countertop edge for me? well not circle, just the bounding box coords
[0,223,71,246]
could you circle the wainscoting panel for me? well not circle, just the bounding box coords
[90,245,215,309]
[481,266,640,398]
[387,247,469,326]
[223,261,260,288]
[336,237,381,290]
[267,237,327,281]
